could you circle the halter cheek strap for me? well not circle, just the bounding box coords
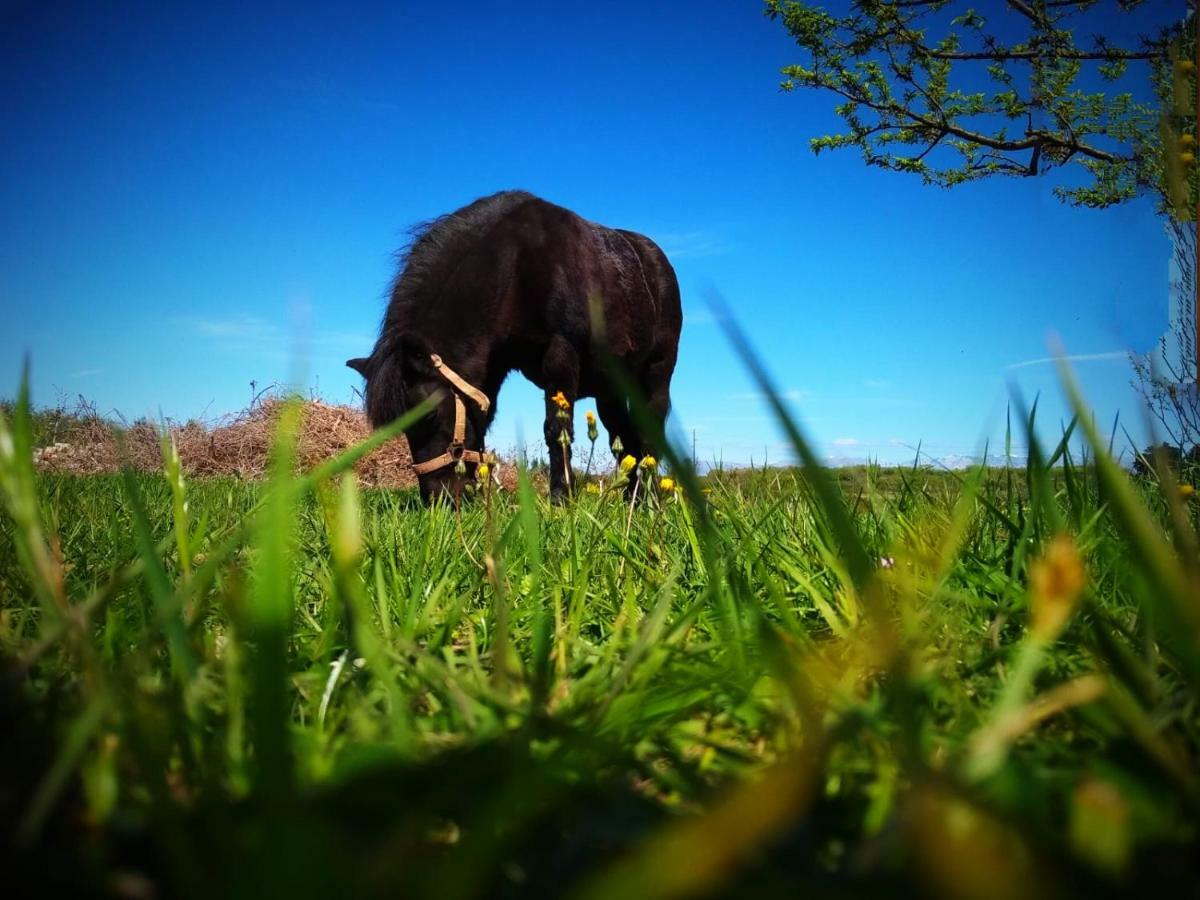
[410,353,492,476]
[429,354,490,410]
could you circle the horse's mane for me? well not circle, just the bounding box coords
[380,189,536,339]
[364,190,536,427]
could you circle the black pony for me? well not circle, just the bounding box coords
[348,190,683,504]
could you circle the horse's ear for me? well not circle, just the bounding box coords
[346,357,371,376]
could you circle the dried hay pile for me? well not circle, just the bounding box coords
[33,398,421,489]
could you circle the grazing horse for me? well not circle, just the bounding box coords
[347,190,683,504]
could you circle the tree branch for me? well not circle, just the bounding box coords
[920,47,1157,61]
[1005,0,1051,28]
[914,128,949,162]
[772,0,1179,207]
[818,75,1125,164]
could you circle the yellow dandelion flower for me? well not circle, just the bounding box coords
[551,391,570,411]
[619,455,636,473]
[477,463,490,480]
[585,411,596,426]
[1183,134,1197,148]
[640,455,657,470]
[659,477,675,493]
[1183,152,1196,166]
[586,482,600,494]
[1180,483,1195,500]
[1029,534,1086,641]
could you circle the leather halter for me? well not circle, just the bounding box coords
[410,353,492,476]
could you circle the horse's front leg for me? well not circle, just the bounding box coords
[541,337,579,504]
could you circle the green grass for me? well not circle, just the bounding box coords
[2,365,1199,899]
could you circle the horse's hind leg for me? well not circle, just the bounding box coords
[596,393,641,465]
[595,393,642,500]
[636,347,676,460]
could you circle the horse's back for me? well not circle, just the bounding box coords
[398,190,681,377]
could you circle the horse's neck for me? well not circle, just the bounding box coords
[433,338,500,404]
[415,301,517,405]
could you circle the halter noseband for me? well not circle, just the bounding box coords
[410,353,491,476]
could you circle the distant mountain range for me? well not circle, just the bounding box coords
[693,453,1025,473]
[691,450,1141,473]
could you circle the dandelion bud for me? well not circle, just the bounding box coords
[586,411,598,442]
[1183,134,1196,148]
[1179,483,1195,500]
[611,435,624,455]
[1183,151,1196,166]
[454,458,467,477]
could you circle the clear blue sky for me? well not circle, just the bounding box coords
[0,0,1174,466]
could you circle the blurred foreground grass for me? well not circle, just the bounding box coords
[1,362,1199,900]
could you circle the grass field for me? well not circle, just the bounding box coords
[2,361,1200,899]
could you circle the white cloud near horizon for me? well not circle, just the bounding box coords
[683,307,717,326]
[654,230,729,260]
[727,388,810,403]
[177,315,373,358]
[184,315,277,340]
[1006,350,1128,370]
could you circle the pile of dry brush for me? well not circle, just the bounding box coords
[32,398,423,489]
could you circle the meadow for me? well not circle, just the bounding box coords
[2,358,1199,899]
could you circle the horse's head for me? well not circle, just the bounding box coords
[348,334,485,504]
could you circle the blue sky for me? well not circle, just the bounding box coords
[0,0,1175,466]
